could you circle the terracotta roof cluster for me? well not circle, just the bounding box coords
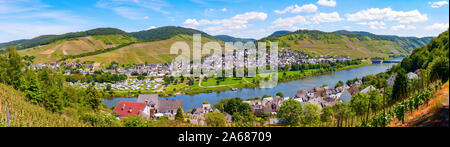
[113,101,147,117]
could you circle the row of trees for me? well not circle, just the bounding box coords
[65,71,128,83]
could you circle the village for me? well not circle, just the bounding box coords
[109,67,421,126]
[28,48,354,92]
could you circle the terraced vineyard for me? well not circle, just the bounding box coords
[0,84,90,127]
[18,34,137,63]
[259,30,433,59]
[73,34,224,64]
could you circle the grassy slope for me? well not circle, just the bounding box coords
[74,34,224,65]
[0,84,90,127]
[18,35,137,63]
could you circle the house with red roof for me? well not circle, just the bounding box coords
[113,101,150,119]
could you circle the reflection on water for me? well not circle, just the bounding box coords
[103,57,402,111]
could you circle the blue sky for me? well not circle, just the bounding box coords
[0,0,448,42]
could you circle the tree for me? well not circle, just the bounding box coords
[277,98,303,126]
[429,56,449,82]
[276,92,284,97]
[350,93,369,117]
[392,69,408,102]
[85,85,103,110]
[262,94,272,98]
[335,80,344,88]
[320,106,333,122]
[202,101,210,104]
[175,106,185,122]
[332,102,352,127]
[6,46,23,88]
[302,104,321,125]
[205,112,226,127]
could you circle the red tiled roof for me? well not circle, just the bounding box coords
[113,101,147,117]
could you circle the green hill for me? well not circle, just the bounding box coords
[15,26,225,65]
[18,34,138,63]
[260,29,433,58]
[394,29,449,81]
[130,26,217,41]
[2,28,128,51]
[8,26,437,65]
[267,30,292,38]
[73,34,223,65]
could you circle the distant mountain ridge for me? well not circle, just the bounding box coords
[130,26,217,42]
[1,28,127,50]
[214,35,256,42]
[2,26,437,65]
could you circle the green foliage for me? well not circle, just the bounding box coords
[350,93,369,116]
[123,115,149,127]
[392,69,408,101]
[277,98,303,126]
[302,104,321,125]
[175,106,185,122]
[320,106,333,122]
[81,112,120,127]
[205,112,226,127]
[276,92,284,98]
[395,30,448,81]
[262,94,272,98]
[335,80,344,88]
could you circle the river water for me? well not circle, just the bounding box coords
[103,57,403,111]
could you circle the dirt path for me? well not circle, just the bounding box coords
[390,83,449,127]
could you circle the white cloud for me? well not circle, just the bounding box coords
[221,8,227,12]
[310,12,342,24]
[391,25,416,30]
[271,12,341,29]
[274,4,318,14]
[346,8,428,24]
[429,1,449,8]
[148,26,157,30]
[272,15,310,29]
[183,11,267,34]
[317,0,336,7]
[424,23,449,30]
[357,21,386,29]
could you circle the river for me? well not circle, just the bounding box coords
[103,57,403,111]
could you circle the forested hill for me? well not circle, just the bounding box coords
[130,26,218,42]
[258,29,434,58]
[393,29,449,81]
[214,35,256,42]
[1,28,128,50]
[267,30,292,38]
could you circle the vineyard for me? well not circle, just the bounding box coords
[0,84,91,127]
[300,80,444,127]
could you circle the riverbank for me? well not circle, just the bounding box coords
[105,61,370,98]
